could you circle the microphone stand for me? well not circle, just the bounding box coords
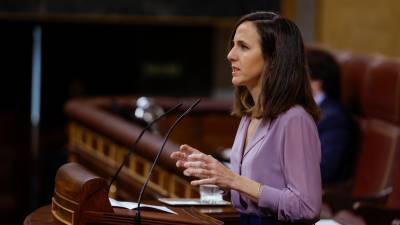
[108,102,182,191]
[135,99,201,225]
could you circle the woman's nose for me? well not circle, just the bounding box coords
[227,48,236,62]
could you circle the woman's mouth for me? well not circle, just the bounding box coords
[232,66,240,75]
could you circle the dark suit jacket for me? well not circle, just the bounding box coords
[318,97,357,184]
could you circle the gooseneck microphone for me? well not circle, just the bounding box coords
[135,99,201,225]
[108,102,182,191]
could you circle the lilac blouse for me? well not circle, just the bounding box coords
[230,106,322,223]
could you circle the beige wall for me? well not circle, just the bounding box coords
[317,0,400,57]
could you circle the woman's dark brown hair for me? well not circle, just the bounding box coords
[231,11,320,122]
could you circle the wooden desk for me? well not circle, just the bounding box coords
[196,205,240,225]
[24,204,240,225]
[24,205,54,225]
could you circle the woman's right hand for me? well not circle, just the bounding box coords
[171,144,239,190]
[170,144,201,168]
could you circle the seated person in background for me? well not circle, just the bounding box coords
[307,48,357,184]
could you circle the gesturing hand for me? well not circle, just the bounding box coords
[170,144,201,168]
[170,144,238,189]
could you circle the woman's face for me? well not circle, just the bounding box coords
[227,21,266,90]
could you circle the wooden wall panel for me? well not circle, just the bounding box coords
[318,0,400,57]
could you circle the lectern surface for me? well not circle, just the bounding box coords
[24,205,54,225]
[24,204,230,225]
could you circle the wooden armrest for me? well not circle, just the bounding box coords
[322,180,392,213]
[323,186,388,213]
[354,203,400,225]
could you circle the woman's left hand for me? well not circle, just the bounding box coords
[181,145,238,189]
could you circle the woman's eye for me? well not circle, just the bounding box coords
[240,44,249,50]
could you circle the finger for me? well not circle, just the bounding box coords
[171,151,186,158]
[183,168,213,178]
[191,178,216,186]
[170,151,188,161]
[176,160,187,168]
[183,161,207,169]
[188,153,214,163]
[180,144,201,154]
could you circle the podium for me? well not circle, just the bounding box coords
[50,162,223,225]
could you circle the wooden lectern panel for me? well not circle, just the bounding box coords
[52,162,113,225]
[25,204,225,225]
[83,207,222,225]
[52,162,223,225]
[24,205,54,225]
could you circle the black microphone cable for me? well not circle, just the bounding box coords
[108,102,182,192]
[135,98,201,225]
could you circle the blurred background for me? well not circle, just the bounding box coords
[1,0,399,224]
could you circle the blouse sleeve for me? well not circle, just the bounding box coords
[258,115,322,223]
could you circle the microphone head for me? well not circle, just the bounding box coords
[136,96,151,109]
[134,97,165,123]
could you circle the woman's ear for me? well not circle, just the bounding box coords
[310,79,323,96]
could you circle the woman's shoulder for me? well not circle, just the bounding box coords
[279,105,315,123]
[273,106,318,137]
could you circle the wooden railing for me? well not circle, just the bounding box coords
[64,96,239,201]
[68,122,198,199]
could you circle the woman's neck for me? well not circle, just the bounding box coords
[248,84,261,105]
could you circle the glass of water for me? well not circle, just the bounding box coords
[199,184,223,204]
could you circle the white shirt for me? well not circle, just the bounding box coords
[314,92,326,106]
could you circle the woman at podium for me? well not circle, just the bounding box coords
[171,11,321,225]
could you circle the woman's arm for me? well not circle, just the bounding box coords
[258,115,322,222]
[171,144,263,202]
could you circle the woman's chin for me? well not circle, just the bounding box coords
[231,78,243,87]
